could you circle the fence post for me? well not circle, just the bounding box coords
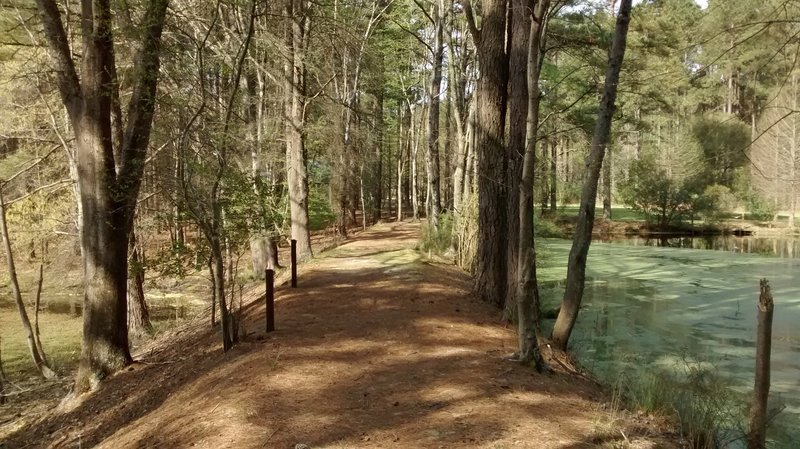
[291,239,298,288]
[266,269,275,332]
[748,278,774,449]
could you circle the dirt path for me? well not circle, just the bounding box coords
[3,222,676,449]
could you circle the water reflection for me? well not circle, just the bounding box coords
[599,234,800,259]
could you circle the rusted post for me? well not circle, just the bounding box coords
[291,239,298,288]
[748,278,774,449]
[266,269,275,332]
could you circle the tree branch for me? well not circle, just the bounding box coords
[461,0,480,44]
[34,0,82,120]
[117,0,170,216]
[7,179,74,206]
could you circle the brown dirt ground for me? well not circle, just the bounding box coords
[1,221,681,449]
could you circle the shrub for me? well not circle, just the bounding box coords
[535,215,564,238]
[617,360,747,449]
[619,157,693,227]
[419,212,454,254]
[693,184,736,224]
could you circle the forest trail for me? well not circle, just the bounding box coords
[3,221,675,449]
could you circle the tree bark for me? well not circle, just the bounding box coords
[504,0,530,320]
[247,67,270,280]
[426,0,445,232]
[374,56,385,224]
[35,0,169,392]
[286,0,313,259]
[211,239,232,350]
[602,145,612,219]
[466,0,509,308]
[748,279,774,449]
[551,0,632,350]
[33,264,46,363]
[549,138,557,212]
[127,230,152,338]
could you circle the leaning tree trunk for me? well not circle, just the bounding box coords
[551,0,632,350]
[516,0,550,368]
[466,0,509,308]
[0,189,56,379]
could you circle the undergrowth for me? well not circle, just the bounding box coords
[418,212,454,254]
[609,360,750,449]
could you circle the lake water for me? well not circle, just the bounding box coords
[538,236,800,448]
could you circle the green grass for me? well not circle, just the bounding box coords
[0,308,82,376]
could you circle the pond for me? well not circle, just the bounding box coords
[538,235,800,448]
[598,234,800,259]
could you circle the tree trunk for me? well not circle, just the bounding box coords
[0,191,56,379]
[466,0,509,308]
[504,0,530,320]
[208,256,217,327]
[127,230,152,338]
[397,108,405,221]
[551,0,632,350]
[516,0,550,369]
[550,138,557,213]
[0,337,6,404]
[426,0,445,232]
[790,74,797,228]
[247,65,269,281]
[602,145,612,219]
[286,0,313,259]
[33,264,46,363]
[35,0,169,392]
[748,279,774,449]
[412,104,420,220]
[374,58,385,224]
[211,238,232,351]
[449,27,468,216]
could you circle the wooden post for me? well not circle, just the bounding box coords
[748,278,774,449]
[0,336,6,404]
[291,239,298,288]
[266,269,275,332]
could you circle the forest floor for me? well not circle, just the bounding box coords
[1,221,681,449]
